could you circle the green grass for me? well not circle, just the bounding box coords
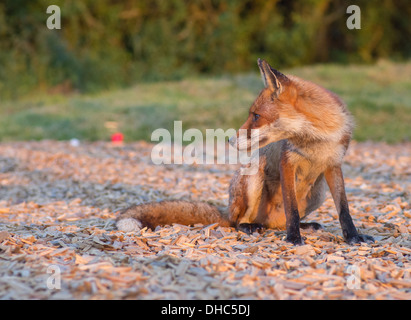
[1,60,410,143]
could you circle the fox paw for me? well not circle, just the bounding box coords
[238,223,264,235]
[285,234,304,245]
[346,233,375,245]
[300,222,323,231]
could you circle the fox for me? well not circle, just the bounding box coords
[116,59,374,245]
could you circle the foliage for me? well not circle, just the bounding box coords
[0,0,410,99]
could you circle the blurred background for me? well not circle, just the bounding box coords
[0,0,410,143]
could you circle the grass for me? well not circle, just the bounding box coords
[1,60,410,143]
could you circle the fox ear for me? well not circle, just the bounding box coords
[257,59,289,95]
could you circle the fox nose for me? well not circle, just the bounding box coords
[228,135,237,147]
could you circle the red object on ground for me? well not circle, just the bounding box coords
[111,132,124,143]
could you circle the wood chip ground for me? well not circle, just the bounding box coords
[0,140,410,300]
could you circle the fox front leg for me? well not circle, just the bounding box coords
[324,166,374,244]
[279,153,304,245]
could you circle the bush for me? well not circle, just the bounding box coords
[0,0,409,99]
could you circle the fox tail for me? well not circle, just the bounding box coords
[116,200,231,232]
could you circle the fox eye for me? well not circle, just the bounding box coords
[253,113,260,122]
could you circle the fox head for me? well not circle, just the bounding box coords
[229,59,299,151]
[229,59,351,152]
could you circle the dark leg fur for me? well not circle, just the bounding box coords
[237,223,264,234]
[300,222,322,231]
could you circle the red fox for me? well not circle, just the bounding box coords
[116,59,374,245]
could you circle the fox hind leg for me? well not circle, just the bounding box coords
[299,174,327,232]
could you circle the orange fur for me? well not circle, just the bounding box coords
[116,59,373,245]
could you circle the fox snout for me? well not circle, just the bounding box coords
[229,129,261,152]
[228,131,247,151]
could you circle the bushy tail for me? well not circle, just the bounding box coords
[116,200,231,232]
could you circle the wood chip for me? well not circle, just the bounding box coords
[0,231,11,242]
[0,140,410,299]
